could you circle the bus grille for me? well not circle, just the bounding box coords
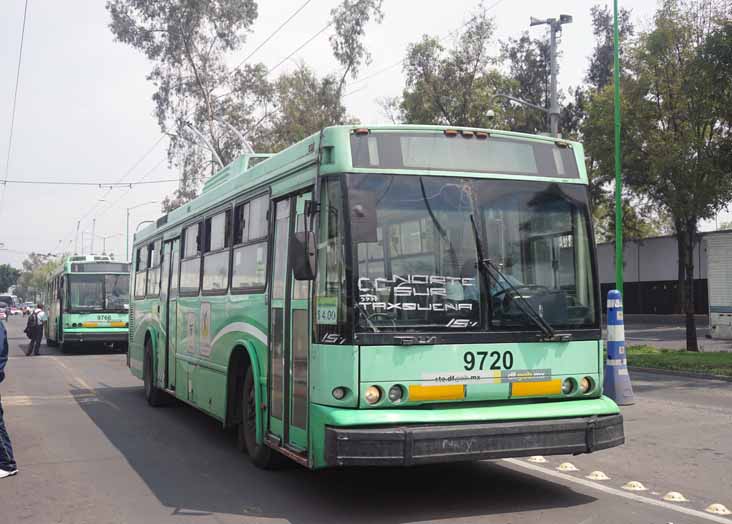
[128,302,135,345]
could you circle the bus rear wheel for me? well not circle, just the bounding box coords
[143,339,166,407]
[238,367,278,469]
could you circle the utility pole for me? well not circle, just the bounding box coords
[74,220,80,254]
[530,14,573,136]
[90,218,96,255]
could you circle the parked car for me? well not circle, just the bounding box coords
[9,306,20,316]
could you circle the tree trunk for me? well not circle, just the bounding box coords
[675,222,686,316]
[684,223,699,351]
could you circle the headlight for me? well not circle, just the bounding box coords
[562,378,575,395]
[364,386,381,404]
[580,376,593,394]
[332,387,347,400]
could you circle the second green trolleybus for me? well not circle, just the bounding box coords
[129,125,624,469]
[46,255,130,351]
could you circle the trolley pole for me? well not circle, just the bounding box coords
[613,0,623,294]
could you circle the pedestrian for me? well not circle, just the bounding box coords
[28,304,47,357]
[0,318,18,478]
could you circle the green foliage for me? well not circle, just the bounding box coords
[329,0,384,91]
[396,5,513,128]
[586,0,732,350]
[586,4,634,91]
[255,64,355,153]
[0,264,20,294]
[13,254,61,302]
[499,32,550,134]
[627,346,732,377]
[108,0,384,212]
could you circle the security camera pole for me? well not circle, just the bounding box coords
[530,14,572,136]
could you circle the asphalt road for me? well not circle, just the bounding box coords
[1,315,731,524]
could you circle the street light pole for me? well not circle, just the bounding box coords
[126,201,158,261]
[530,14,572,136]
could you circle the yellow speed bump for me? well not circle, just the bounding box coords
[527,456,547,463]
[585,471,610,481]
[662,491,688,502]
[622,481,647,491]
[557,462,579,472]
[408,384,465,402]
[706,504,731,516]
[511,379,561,397]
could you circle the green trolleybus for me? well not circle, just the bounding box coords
[46,255,130,351]
[129,125,624,469]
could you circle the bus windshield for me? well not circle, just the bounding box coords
[349,174,597,333]
[68,274,129,312]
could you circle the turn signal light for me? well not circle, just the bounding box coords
[353,128,370,135]
[444,129,459,136]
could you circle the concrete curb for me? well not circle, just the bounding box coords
[629,366,732,383]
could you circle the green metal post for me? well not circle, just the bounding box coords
[613,0,623,294]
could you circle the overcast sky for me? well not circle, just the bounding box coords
[1,0,726,269]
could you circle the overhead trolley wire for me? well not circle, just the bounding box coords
[234,0,314,70]
[3,177,180,187]
[58,134,168,252]
[0,0,31,210]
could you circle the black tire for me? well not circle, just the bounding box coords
[238,367,279,469]
[143,338,166,407]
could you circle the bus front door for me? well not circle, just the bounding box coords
[268,192,311,454]
[159,238,180,390]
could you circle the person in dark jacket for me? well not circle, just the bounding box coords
[0,321,18,478]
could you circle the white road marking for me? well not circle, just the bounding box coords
[502,458,732,524]
[2,394,97,406]
[50,356,94,391]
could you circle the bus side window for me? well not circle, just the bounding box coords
[180,223,202,294]
[202,210,231,292]
[314,178,350,343]
[146,239,162,297]
[134,246,148,299]
[232,195,269,291]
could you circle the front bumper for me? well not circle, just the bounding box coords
[325,414,624,467]
[63,331,128,344]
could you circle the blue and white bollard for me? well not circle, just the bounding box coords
[604,289,635,405]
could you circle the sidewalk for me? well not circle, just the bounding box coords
[605,314,732,352]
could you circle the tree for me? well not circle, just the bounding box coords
[254,64,354,153]
[586,0,732,350]
[14,254,61,302]
[586,4,635,91]
[395,5,513,128]
[500,32,551,134]
[0,264,20,294]
[106,0,269,209]
[108,0,383,212]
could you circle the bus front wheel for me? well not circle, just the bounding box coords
[143,339,166,407]
[239,367,278,469]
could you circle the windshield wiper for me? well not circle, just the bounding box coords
[469,215,569,342]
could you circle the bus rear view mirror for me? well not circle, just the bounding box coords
[292,231,317,281]
[349,190,377,243]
